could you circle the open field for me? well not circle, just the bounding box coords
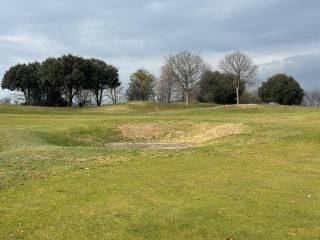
[0,102,319,239]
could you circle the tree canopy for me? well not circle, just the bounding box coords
[198,70,244,104]
[220,52,258,104]
[126,69,155,101]
[164,51,205,105]
[2,52,309,107]
[258,74,304,105]
[1,55,120,107]
[2,62,41,105]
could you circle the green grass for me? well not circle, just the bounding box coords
[0,102,319,239]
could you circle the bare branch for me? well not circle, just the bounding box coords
[164,51,205,105]
[220,52,258,104]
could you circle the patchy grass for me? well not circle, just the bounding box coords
[0,102,320,240]
[118,121,247,145]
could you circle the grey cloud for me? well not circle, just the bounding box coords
[260,53,320,89]
[0,0,320,97]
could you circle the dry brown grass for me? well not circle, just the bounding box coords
[119,123,163,140]
[117,121,248,147]
[191,123,247,144]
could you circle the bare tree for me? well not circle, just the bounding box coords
[75,89,93,107]
[303,90,320,107]
[165,51,205,105]
[157,64,177,103]
[0,96,12,105]
[105,86,125,104]
[11,93,25,105]
[220,52,258,104]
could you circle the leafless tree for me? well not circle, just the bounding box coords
[11,93,25,105]
[220,52,258,104]
[303,90,320,107]
[75,89,93,107]
[157,64,177,103]
[0,97,12,105]
[105,86,125,104]
[164,51,205,105]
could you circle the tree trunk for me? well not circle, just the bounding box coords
[99,89,103,106]
[23,90,28,105]
[95,92,101,106]
[185,92,189,106]
[66,88,73,107]
[110,88,115,104]
[68,90,73,107]
[68,95,73,107]
[28,90,31,106]
[236,87,240,105]
[236,76,241,105]
[95,89,103,106]
[113,88,117,104]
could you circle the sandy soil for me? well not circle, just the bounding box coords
[105,122,248,150]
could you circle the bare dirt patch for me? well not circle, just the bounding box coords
[119,123,162,140]
[190,123,247,144]
[105,122,248,150]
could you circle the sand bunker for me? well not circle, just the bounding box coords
[119,123,163,140]
[190,123,247,144]
[105,122,248,150]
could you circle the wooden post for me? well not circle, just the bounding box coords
[155,95,158,118]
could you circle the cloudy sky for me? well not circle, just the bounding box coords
[0,0,319,97]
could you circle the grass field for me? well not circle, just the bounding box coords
[0,102,319,239]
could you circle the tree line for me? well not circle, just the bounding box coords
[1,55,121,107]
[1,51,309,107]
[126,51,305,106]
[126,51,256,106]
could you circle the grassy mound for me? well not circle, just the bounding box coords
[0,102,320,239]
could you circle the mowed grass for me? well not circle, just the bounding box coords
[0,102,319,239]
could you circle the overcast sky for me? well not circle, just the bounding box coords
[0,0,319,97]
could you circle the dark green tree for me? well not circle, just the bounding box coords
[198,70,244,104]
[2,55,121,107]
[39,55,88,106]
[89,59,119,106]
[258,74,304,105]
[58,55,86,106]
[27,62,43,105]
[1,62,41,105]
[40,57,67,106]
[126,69,155,101]
[107,67,121,104]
